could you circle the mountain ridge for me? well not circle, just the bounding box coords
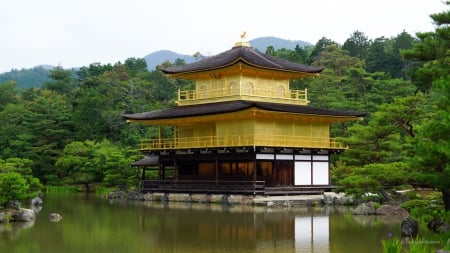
[0,36,312,87]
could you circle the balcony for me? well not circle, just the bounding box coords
[138,134,347,151]
[177,87,308,106]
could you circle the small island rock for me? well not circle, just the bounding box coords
[49,213,63,222]
[31,196,43,206]
[352,202,377,215]
[11,208,35,222]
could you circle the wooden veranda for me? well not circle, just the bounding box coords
[140,179,334,196]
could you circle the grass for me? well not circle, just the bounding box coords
[382,238,402,253]
[45,185,78,193]
[407,239,432,253]
[95,186,113,196]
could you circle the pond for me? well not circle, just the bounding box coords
[0,193,403,253]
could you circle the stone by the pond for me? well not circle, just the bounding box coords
[8,200,21,209]
[31,196,43,206]
[0,212,6,223]
[428,218,450,233]
[49,213,63,222]
[267,201,275,208]
[11,208,35,222]
[352,202,377,215]
[323,192,354,205]
[376,205,409,216]
[401,217,418,237]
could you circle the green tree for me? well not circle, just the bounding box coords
[294,44,310,64]
[76,62,113,83]
[95,140,137,191]
[43,66,74,94]
[335,162,411,201]
[366,32,415,78]
[274,48,301,63]
[342,30,370,60]
[0,103,32,159]
[124,57,148,78]
[335,95,426,201]
[308,37,336,64]
[402,2,450,210]
[312,44,364,80]
[0,81,18,110]
[56,140,103,191]
[0,158,43,206]
[22,89,74,181]
[265,45,275,56]
[0,172,30,207]
[73,59,156,143]
[0,158,40,186]
[56,140,137,191]
[339,95,426,165]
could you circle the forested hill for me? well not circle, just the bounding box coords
[0,66,80,89]
[144,37,311,70]
[0,66,52,89]
[0,36,313,86]
[249,36,311,51]
[144,50,196,71]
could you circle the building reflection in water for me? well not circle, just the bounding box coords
[139,202,330,253]
[295,215,329,253]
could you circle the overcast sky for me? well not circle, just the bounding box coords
[0,0,446,73]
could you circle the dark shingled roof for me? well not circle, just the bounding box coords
[123,100,367,121]
[160,45,324,74]
[131,155,159,166]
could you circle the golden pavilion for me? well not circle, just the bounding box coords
[123,38,366,195]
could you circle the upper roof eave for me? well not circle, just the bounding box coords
[160,45,324,77]
[163,58,322,80]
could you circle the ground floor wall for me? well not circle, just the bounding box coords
[150,149,330,187]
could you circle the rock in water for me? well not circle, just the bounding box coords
[352,202,377,215]
[401,217,418,237]
[11,208,35,222]
[49,213,63,222]
[31,196,43,206]
[376,205,409,216]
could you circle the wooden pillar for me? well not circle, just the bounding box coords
[158,161,161,180]
[161,162,165,181]
[274,153,278,186]
[253,153,257,195]
[215,153,219,186]
[173,154,178,180]
[311,153,314,186]
[136,166,141,191]
[253,153,257,182]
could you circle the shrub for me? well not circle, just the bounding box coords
[0,172,30,206]
[401,199,445,224]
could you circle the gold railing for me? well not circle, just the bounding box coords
[177,87,308,105]
[139,134,347,151]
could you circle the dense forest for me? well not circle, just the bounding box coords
[0,66,53,89]
[0,3,448,217]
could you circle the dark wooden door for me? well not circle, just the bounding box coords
[275,161,294,186]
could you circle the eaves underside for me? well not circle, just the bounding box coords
[127,108,363,126]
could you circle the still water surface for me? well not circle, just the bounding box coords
[0,193,403,253]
